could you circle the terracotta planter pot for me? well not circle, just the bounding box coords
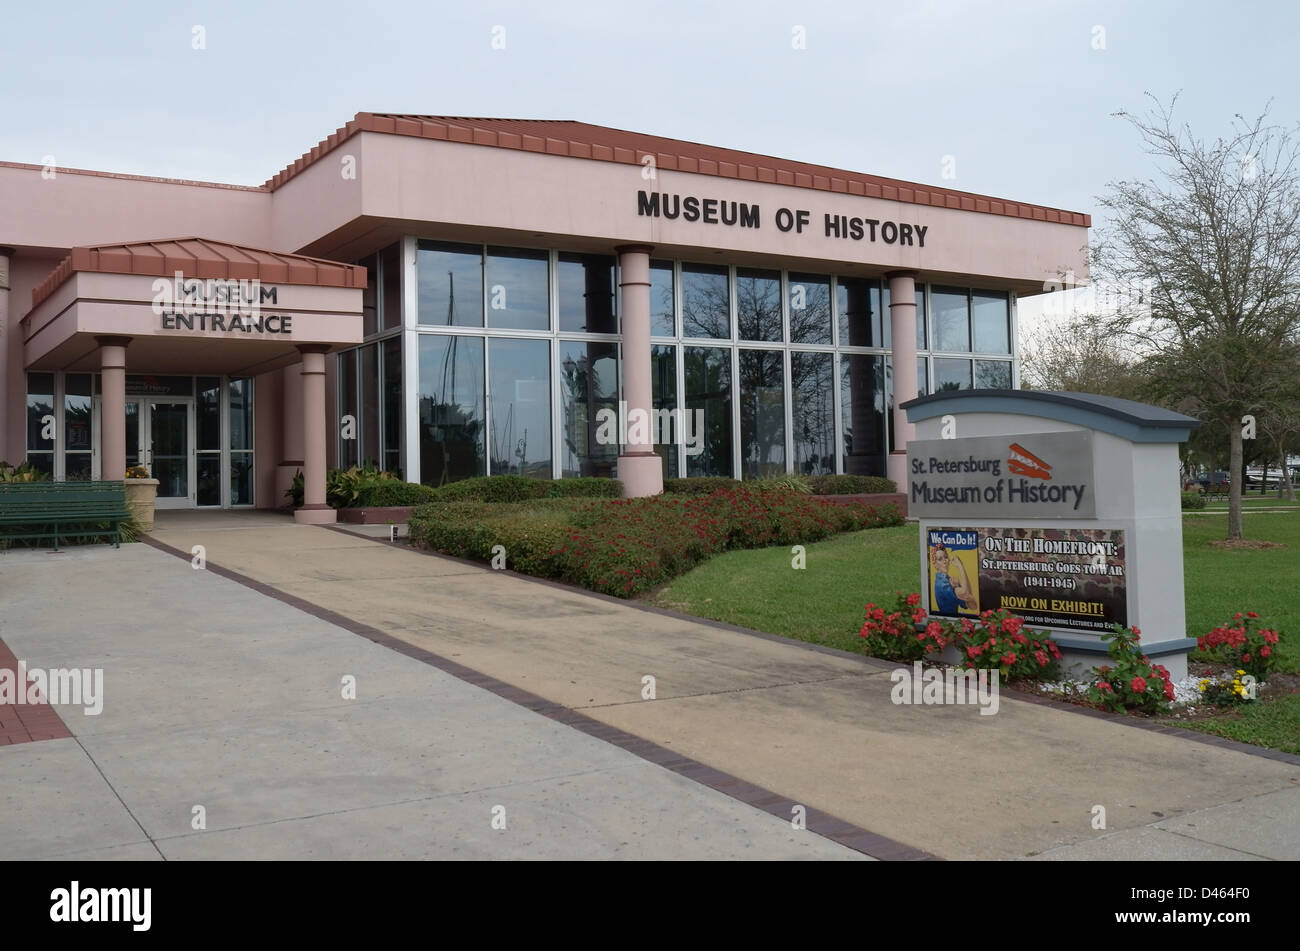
[124,478,160,532]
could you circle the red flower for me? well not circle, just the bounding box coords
[1001,652,1017,666]
[1130,676,1147,694]
[1131,627,1141,639]
[905,593,921,607]
[1097,681,1112,692]
[1260,645,1271,658]
[1246,611,1259,618]
[1163,680,1175,701]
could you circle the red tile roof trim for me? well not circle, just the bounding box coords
[31,237,366,309]
[262,113,1090,228]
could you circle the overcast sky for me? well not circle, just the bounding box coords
[3,0,1295,325]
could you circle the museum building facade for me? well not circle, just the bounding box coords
[0,114,1091,521]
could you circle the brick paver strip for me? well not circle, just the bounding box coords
[142,534,937,860]
[0,638,73,745]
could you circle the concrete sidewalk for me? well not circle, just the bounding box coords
[5,510,1298,859]
[0,539,861,860]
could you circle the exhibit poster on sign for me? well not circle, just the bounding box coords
[925,526,1128,633]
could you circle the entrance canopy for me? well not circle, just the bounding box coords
[22,237,365,375]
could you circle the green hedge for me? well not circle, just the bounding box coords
[409,483,904,598]
[355,481,439,507]
[426,475,623,503]
[663,475,897,496]
[806,474,897,495]
[1181,490,1207,511]
[662,477,740,495]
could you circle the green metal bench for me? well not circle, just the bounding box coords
[0,481,131,550]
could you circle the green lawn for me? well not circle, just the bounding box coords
[649,524,915,654]
[649,513,1298,674]
[1181,513,1300,674]
[1171,693,1300,754]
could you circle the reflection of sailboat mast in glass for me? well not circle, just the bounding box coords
[437,271,458,486]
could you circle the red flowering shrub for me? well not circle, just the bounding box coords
[945,608,1062,681]
[859,591,948,661]
[1087,625,1173,714]
[409,484,903,599]
[1197,613,1281,682]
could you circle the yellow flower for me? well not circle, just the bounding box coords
[1236,669,1246,675]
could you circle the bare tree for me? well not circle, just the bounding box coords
[1093,95,1300,539]
[1019,311,1145,399]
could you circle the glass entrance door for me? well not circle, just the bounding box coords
[148,400,195,508]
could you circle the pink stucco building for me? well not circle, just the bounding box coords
[0,114,1090,520]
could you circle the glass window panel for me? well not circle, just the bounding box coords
[197,376,221,451]
[230,452,254,505]
[418,241,483,327]
[64,453,92,481]
[197,454,222,506]
[931,286,970,352]
[842,354,886,476]
[489,338,552,477]
[560,341,620,478]
[151,401,189,499]
[917,288,927,350]
[125,401,140,469]
[788,273,832,345]
[486,247,549,331]
[649,260,675,337]
[229,378,254,451]
[26,372,55,451]
[126,375,193,397]
[382,337,402,474]
[652,345,678,479]
[361,253,379,337]
[681,263,730,339]
[918,357,929,396]
[791,351,834,475]
[64,373,92,452]
[684,346,732,477]
[972,291,1010,354]
[743,348,780,475]
[739,349,785,477]
[558,253,617,333]
[381,243,402,330]
[838,278,881,348]
[975,359,1013,388]
[419,334,485,486]
[361,343,380,467]
[337,350,358,468]
[934,358,973,391]
[27,453,54,477]
[736,267,782,342]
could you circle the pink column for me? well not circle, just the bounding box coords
[295,345,336,524]
[886,271,919,488]
[95,336,131,481]
[615,245,663,497]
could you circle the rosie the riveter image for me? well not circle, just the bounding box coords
[929,541,979,615]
